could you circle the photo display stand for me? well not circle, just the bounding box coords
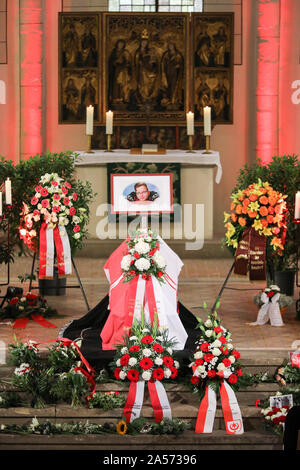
[28,252,90,311]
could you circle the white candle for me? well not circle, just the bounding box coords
[86,105,94,135]
[203,106,211,136]
[5,178,11,205]
[186,111,194,136]
[106,110,113,135]
[0,191,2,216]
[295,191,300,219]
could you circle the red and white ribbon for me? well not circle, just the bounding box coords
[39,222,72,279]
[195,381,244,435]
[123,379,172,424]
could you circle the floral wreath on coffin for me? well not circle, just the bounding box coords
[110,313,179,424]
[121,228,167,283]
[189,304,246,435]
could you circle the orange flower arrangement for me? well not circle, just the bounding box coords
[224,179,288,254]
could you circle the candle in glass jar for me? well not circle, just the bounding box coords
[5,177,11,205]
[86,105,94,135]
[295,191,300,219]
[106,110,113,135]
[203,106,211,136]
[186,111,194,136]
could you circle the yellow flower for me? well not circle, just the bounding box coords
[224,211,231,223]
[252,219,262,231]
[249,201,260,212]
[116,419,127,435]
[270,237,284,250]
[261,227,272,237]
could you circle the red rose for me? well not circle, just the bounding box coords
[114,368,121,380]
[133,252,140,259]
[40,188,49,197]
[170,366,178,379]
[127,369,139,382]
[157,271,163,278]
[236,368,243,376]
[232,350,241,359]
[61,186,68,194]
[129,345,140,353]
[204,353,214,362]
[63,197,70,206]
[228,374,237,384]
[162,356,174,367]
[200,342,209,352]
[33,210,40,216]
[65,182,71,189]
[208,370,216,378]
[142,274,148,280]
[53,194,61,201]
[152,368,164,381]
[214,327,222,334]
[219,336,227,344]
[223,358,231,367]
[130,270,136,276]
[52,206,60,213]
[31,196,38,205]
[69,207,76,216]
[141,335,154,345]
[153,344,164,353]
[72,192,78,201]
[221,346,229,355]
[130,260,135,265]
[120,354,130,366]
[140,357,153,370]
[191,376,199,385]
[195,359,204,366]
[35,185,42,192]
[41,199,49,208]
[9,297,19,305]
[73,225,80,233]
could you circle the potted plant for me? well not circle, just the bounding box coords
[231,154,300,295]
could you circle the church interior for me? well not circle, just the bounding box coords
[0,0,299,454]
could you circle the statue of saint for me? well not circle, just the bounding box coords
[161,42,184,109]
[134,31,160,107]
[108,39,133,108]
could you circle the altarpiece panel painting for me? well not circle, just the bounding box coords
[103,13,189,125]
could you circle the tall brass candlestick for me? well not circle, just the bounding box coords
[105,134,114,152]
[203,135,212,154]
[86,135,94,154]
[186,135,195,153]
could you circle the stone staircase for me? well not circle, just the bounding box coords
[0,350,289,450]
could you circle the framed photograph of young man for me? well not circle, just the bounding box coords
[110,173,173,214]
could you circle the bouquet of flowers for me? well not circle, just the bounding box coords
[112,316,179,384]
[259,403,291,435]
[0,291,58,326]
[189,305,247,434]
[121,228,167,283]
[19,172,89,253]
[189,307,243,397]
[110,314,179,423]
[224,179,288,253]
[253,285,293,311]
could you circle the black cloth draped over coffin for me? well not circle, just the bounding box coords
[59,295,201,372]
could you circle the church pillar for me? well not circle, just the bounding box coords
[255,0,280,163]
[19,0,45,159]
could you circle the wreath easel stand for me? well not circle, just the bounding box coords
[28,252,90,311]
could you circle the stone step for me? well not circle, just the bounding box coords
[0,429,282,450]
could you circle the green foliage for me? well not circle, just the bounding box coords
[232,154,300,271]
[88,391,126,410]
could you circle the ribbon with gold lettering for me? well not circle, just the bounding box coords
[234,227,266,281]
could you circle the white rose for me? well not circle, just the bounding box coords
[73,232,81,239]
[194,351,203,359]
[121,254,132,271]
[121,347,128,355]
[135,257,150,272]
[196,365,206,374]
[205,330,213,338]
[128,357,137,366]
[217,363,226,371]
[205,319,213,328]
[229,356,235,364]
[142,371,152,381]
[166,347,173,355]
[152,251,166,269]
[135,240,150,254]
[212,340,222,348]
[212,348,221,356]
[129,336,138,341]
[164,369,172,378]
[174,361,180,369]
[116,359,121,367]
[155,357,163,366]
[119,371,127,380]
[142,348,152,357]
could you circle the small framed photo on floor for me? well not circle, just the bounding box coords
[110,173,173,214]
